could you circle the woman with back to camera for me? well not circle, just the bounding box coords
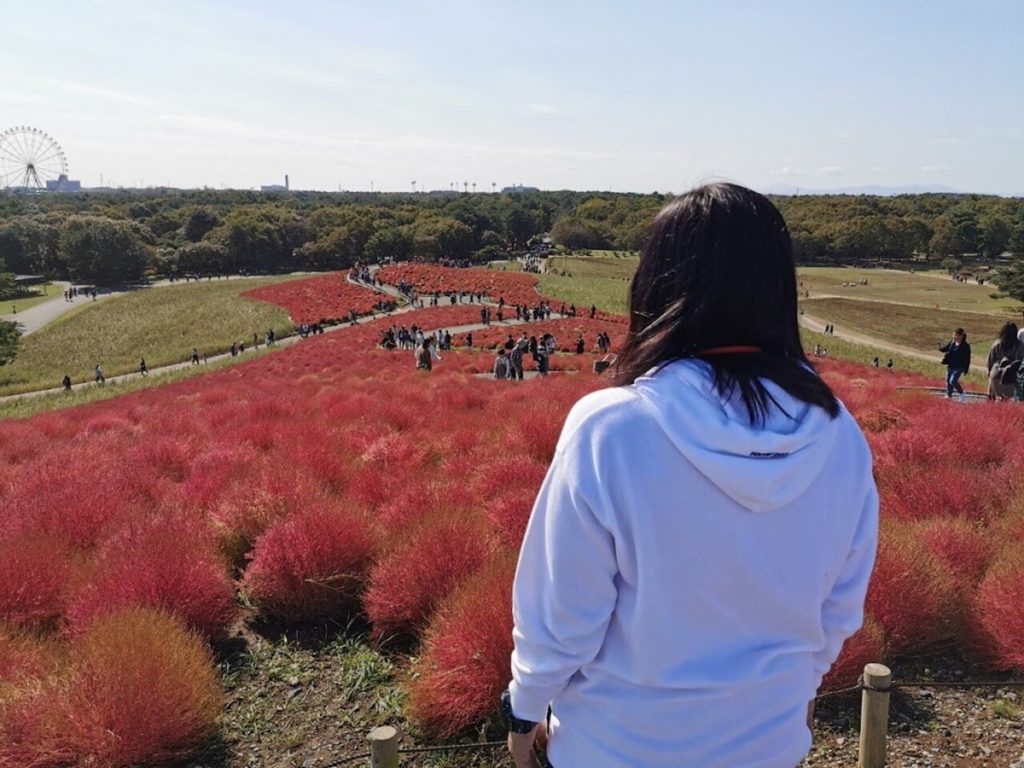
[504,183,878,768]
[986,321,1023,401]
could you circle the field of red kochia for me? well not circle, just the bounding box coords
[2,274,1024,762]
[242,271,390,324]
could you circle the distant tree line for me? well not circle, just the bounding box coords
[0,188,1022,287]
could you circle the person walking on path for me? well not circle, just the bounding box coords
[986,322,1024,401]
[505,183,878,768]
[191,347,200,366]
[938,328,971,401]
[494,348,512,380]
[510,338,526,381]
[416,337,439,371]
[139,358,148,376]
[62,374,72,392]
[94,365,105,385]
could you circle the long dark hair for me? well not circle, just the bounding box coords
[999,322,1018,348]
[613,182,839,422]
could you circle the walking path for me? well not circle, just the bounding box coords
[798,311,987,374]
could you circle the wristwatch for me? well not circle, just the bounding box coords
[500,688,539,734]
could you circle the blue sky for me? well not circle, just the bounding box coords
[2,0,1021,193]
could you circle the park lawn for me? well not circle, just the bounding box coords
[0,283,59,315]
[487,260,523,271]
[797,267,1021,315]
[0,277,298,396]
[799,327,945,381]
[801,297,1008,357]
[549,255,639,282]
[539,271,631,315]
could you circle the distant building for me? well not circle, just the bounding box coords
[502,184,540,194]
[261,174,290,193]
[45,174,81,192]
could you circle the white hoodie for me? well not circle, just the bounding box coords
[510,358,878,767]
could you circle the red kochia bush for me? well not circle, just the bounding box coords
[865,525,959,654]
[9,608,222,768]
[242,503,377,621]
[406,555,516,737]
[0,536,77,630]
[819,617,887,692]
[65,517,236,642]
[970,549,1024,670]
[364,510,493,637]
[915,516,994,586]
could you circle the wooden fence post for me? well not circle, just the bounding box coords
[858,662,892,768]
[368,725,399,768]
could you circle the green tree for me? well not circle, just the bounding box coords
[0,319,20,366]
[979,214,1012,258]
[504,205,539,251]
[176,242,230,275]
[364,227,413,262]
[928,217,966,258]
[59,217,150,285]
[550,216,609,250]
[184,208,219,242]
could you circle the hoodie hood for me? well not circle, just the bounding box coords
[632,358,839,512]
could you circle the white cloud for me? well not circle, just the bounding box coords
[819,165,845,175]
[529,103,560,115]
[922,164,953,173]
[768,166,802,176]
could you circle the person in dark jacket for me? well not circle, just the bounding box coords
[938,328,971,401]
[986,322,1024,400]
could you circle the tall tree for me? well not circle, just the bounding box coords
[59,217,150,285]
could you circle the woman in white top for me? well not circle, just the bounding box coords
[505,183,878,768]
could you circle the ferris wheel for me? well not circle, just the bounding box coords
[0,126,68,190]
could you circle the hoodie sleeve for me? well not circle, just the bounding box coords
[508,433,619,722]
[812,482,880,688]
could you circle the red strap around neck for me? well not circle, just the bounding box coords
[698,345,763,356]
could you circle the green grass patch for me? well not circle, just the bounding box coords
[800,327,942,380]
[0,277,298,396]
[549,255,639,281]
[0,284,59,315]
[539,271,631,315]
[801,297,1007,356]
[798,267,1021,315]
[486,260,523,272]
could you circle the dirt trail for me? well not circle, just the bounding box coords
[799,312,987,374]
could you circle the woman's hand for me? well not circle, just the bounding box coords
[508,720,548,768]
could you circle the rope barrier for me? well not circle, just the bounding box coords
[319,671,1024,767]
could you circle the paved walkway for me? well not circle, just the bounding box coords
[0,282,103,336]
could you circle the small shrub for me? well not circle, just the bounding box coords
[970,549,1024,671]
[915,517,993,586]
[242,503,377,621]
[65,608,222,766]
[487,486,538,550]
[65,517,236,642]
[406,555,516,737]
[865,525,959,654]
[0,536,77,630]
[1,609,221,768]
[364,510,492,637]
[820,617,887,692]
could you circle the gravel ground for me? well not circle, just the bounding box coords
[802,661,1024,767]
